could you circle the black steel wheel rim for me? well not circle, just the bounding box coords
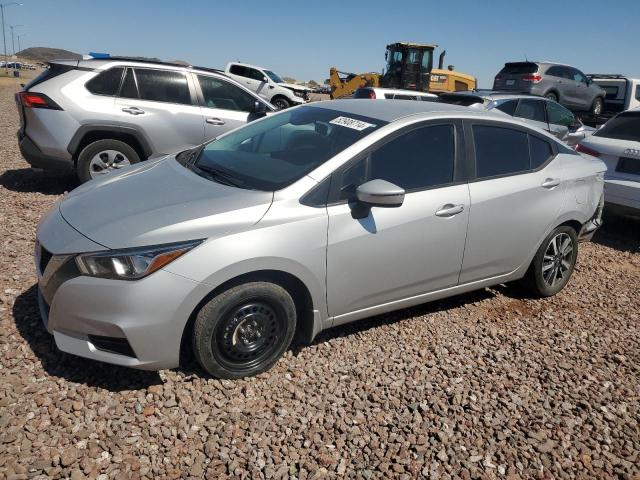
[214,300,284,370]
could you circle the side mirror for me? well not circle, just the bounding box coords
[356,179,405,207]
[248,101,269,122]
[262,76,269,83]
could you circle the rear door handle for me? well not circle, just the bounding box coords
[435,204,464,217]
[541,178,561,189]
[206,117,226,125]
[122,106,145,115]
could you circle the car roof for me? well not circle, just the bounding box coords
[360,87,437,97]
[441,90,543,102]
[49,57,227,76]
[227,61,267,70]
[306,99,473,122]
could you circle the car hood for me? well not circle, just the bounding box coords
[59,157,273,249]
[278,82,311,92]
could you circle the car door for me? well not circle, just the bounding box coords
[115,68,204,156]
[195,74,269,141]
[326,122,470,318]
[513,98,550,133]
[459,121,566,284]
[546,100,574,141]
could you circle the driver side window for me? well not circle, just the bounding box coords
[546,101,575,127]
[338,124,455,200]
[198,75,256,112]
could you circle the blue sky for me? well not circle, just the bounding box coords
[5,0,640,87]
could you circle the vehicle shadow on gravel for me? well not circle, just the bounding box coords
[13,285,163,391]
[592,210,640,253]
[0,167,77,195]
[308,288,496,346]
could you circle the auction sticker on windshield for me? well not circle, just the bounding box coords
[330,116,376,131]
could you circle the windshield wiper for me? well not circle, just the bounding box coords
[194,164,246,188]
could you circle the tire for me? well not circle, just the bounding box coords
[521,226,578,297]
[77,139,140,183]
[192,282,297,378]
[271,96,291,110]
[545,92,558,102]
[591,97,604,116]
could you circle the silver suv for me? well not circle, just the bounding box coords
[493,62,606,115]
[16,56,274,182]
[35,100,605,378]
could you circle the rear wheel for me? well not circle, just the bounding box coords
[591,97,604,115]
[545,92,558,102]
[192,282,297,378]
[521,226,578,297]
[77,139,140,183]
[271,96,291,110]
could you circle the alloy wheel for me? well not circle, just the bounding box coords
[542,232,574,287]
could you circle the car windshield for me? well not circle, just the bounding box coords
[264,70,284,83]
[593,111,640,142]
[194,106,387,191]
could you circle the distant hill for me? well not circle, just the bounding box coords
[17,47,81,62]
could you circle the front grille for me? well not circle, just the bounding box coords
[616,157,640,175]
[88,335,136,358]
[40,246,53,274]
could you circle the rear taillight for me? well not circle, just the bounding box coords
[575,144,601,157]
[522,75,542,83]
[368,90,376,99]
[18,92,62,110]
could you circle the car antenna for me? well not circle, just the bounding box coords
[525,54,528,61]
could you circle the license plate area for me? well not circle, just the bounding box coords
[506,79,515,86]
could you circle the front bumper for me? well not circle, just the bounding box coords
[35,208,211,371]
[18,131,73,171]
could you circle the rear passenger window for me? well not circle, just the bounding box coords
[197,76,256,112]
[494,100,517,116]
[529,136,554,168]
[133,69,191,105]
[473,126,529,177]
[86,67,124,96]
[514,99,546,123]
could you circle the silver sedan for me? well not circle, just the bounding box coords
[35,100,606,378]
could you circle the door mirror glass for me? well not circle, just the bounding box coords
[356,179,405,207]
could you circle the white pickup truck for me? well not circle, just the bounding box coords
[581,74,640,125]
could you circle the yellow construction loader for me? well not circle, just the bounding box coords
[329,42,476,98]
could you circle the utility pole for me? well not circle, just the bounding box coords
[17,32,24,53]
[10,24,22,56]
[0,2,22,71]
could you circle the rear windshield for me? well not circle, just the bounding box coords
[498,62,538,75]
[593,112,640,142]
[194,106,387,191]
[439,94,484,106]
[24,63,74,90]
[353,88,374,99]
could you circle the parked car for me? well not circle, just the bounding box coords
[354,87,438,101]
[15,56,274,182]
[35,100,605,378]
[493,62,606,115]
[439,91,595,146]
[576,109,640,215]
[224,62,310,110]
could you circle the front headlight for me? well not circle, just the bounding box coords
[75,240,203,280]
[293,90,304,98]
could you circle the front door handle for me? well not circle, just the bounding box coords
[435,204,464,217]
[541,178,561,189]
[122,106,145,115]
[206,117,226,125]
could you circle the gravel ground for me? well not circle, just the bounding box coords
[0,80,639,480]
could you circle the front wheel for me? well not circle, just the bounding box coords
[191,282,297,378]
[521,226,578,297]
[591,97,604,115]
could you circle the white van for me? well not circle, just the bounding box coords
[225,62,311,110]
